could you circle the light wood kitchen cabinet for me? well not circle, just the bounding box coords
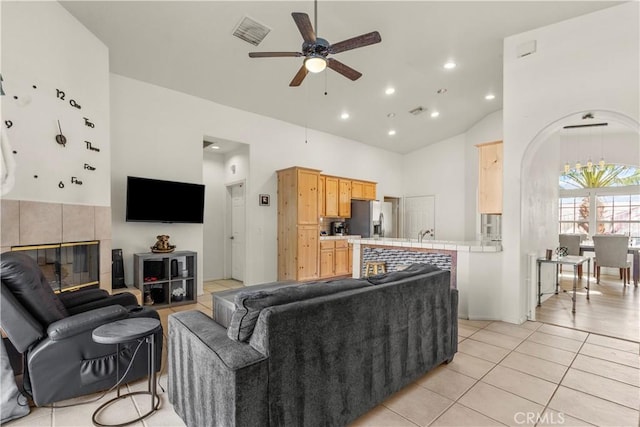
[338,179,351,217]
[334,240,349,276]
[476,141,503,214]
[297,226,319,281]
[319,239,350,278]
[363,182,376,200]
[351,180,377,201]
[324,176,339,217]
[277,167,320,281]
[297,168,320,224]
[318,175,325,217]
[320,240,335,278]
[351,181,364,199]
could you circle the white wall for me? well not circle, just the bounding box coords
[1,2,110,205]
[503,2,640,323]
[402,133,467,241]
[110,74,404,290]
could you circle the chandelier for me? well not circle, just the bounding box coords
[562,114,607,174]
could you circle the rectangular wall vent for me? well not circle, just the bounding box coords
[516,40,537,58]
[232,16,271,46]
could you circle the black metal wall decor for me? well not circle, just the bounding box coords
[2,78,104,190]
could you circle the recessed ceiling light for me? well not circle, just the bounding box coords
[385,87,395,95]
[443,61,456,70]
[210,144,220,150]
[387,112,396,118]
[340,112,350,120]
[430,111,440,118]
[485,94,496,100]
[388,130,396,136]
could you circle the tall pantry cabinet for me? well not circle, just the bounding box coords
[277,167,320,281]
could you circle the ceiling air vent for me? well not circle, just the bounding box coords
[409,106,426,116]
[233,16,271,46]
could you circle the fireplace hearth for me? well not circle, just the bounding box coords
[12,241,100,293]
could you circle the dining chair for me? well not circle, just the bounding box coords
[559,234,583,278]
[592,234,631,285]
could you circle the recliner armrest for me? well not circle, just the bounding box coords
[48,305,129,341]
[65,292,138,315]
[59,288,110,309]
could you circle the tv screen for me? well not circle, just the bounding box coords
[126,176,205,223]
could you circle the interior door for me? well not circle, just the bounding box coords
[230,183,245,282]
[403,195,435,240]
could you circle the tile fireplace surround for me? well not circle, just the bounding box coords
[0,200,112,293]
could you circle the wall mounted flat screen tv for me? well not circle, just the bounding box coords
[126,176,205,223]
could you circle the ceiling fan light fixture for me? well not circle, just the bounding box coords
[304,55,327,73]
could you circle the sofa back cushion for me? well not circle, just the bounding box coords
[250,268,457,426]
[227,278,370,342]
[0,252,68,326]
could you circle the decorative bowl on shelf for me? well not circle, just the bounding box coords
[151,247,175,253]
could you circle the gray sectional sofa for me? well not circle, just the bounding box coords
[168,264,458,427]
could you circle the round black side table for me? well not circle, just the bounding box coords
[91,317,161,427]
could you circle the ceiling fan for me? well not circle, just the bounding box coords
[248,10,381,87]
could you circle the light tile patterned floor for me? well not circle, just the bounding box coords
[6,279,639,427]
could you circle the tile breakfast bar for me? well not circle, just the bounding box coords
[349,238,503,320]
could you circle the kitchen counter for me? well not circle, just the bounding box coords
[320,235,361,241]
[348,237,502,252]
[349,237,503,320]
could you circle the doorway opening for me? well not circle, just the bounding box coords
[521,110,639,340]
[226,181,245,282]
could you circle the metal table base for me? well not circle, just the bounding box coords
[92,318,160,427]
[537,255,590,313]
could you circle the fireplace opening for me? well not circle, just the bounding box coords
[11,241,100,293]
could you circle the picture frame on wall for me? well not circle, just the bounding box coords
[259,194,270,206]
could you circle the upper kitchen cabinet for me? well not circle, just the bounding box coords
[318,175,325,217]
[277,167,320,281]
[324,176,339,217]
[338,179,352,218]
[476,141,503,214]
[297,168,320,224]
[351,180,377,201]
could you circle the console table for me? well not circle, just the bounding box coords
[537,255,590,314]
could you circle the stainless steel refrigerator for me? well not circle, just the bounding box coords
[348,200,394,238]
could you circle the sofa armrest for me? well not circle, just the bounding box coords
[168,311,269,427]
[47,305,129,341]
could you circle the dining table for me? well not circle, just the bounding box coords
[580,240,639,286]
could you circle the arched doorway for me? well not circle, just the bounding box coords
[519,110,639,339]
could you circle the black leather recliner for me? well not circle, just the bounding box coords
[0,251,163,406]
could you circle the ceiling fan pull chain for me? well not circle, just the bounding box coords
[324,69,328,96]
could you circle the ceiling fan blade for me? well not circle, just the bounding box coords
[289,64,309,87]
[326,58,362,81]
[292,12,316,43]
[329,31,382,54]
[249,52,303,58]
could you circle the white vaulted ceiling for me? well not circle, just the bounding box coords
[60,1,622,154]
